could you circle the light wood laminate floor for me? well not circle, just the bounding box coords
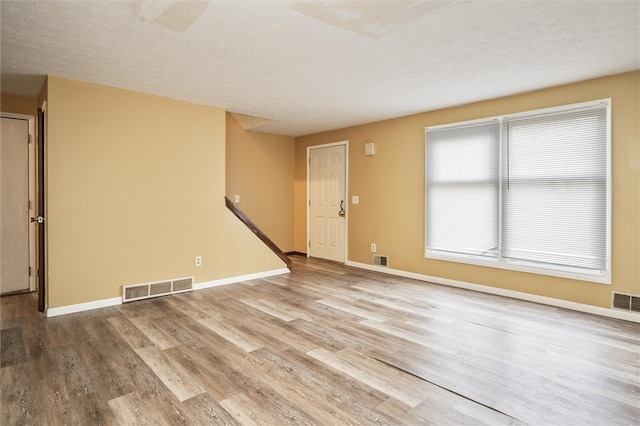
[1,256,639,425]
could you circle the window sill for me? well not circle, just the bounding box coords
[425,250,611,285]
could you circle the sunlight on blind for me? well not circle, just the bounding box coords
[425,100,610,281]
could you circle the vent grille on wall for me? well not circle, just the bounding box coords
[612,292,640,312]
[373,254,388,267]
[122,276,194,303]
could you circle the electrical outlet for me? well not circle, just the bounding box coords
[195,256,202,266]
[371,243,376,252]
[234,195,240,203]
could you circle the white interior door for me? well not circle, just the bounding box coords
[1,117,31,294]
[308,144,346,262]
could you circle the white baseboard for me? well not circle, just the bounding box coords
[194,268,290,290]
[346,261,640,323]
[46,296,122,317]
[46,268,290,318]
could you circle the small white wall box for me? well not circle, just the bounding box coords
[364,142,375,156]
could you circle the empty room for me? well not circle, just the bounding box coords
[1,1,639,425]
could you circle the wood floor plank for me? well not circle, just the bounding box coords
[162,293,212,320]
[255,297,315,322]
[307,347,431,408]
[359,318,459,355]
[38,372,81,425]
[0,362,43,424]
[162,344,245,401]
[249,347,400,425]
[181,392,242,425]
[108,390,191,426]
[128,316,181,350]
[238,298,299,322]
[219,392,277,426]
[135,346,205,402]
[197,316,262,352]
[299,282,360,302]
[54,345,95,397]
[315,298,388,322]
[107,315,155,350]
[0,326,27,367]
[108,391,163,426]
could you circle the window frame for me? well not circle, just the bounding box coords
[424,99,612,284]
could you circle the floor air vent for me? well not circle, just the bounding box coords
[373,254,388,267]
[123,276,194,303]
[612,292,640,312]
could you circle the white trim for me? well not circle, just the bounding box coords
[306,140,349,263]
[424,98,612,285]
[425,250,610,285]
[194,268,290,290]
[346,260,640,323]
[45,268,289,317]
[0,111,35,134]
[46,296,122,317]
[426,98,611,132]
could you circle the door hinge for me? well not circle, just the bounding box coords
[28,135,33,144]
[308,200,310,206]
[308,241,311,248]
[29,266,32,276]
[28,200,33,210]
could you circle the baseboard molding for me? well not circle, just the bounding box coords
[194,268,290,290]
[46,268,290,318]
[346,261,640,323]
[47,297,121,318]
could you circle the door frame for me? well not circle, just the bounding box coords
[1,111,36,292]
[36,103,47,312]
[306,140,349,263]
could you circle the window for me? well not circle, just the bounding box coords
[425,100,610,283]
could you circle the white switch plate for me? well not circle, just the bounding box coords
[234,195,240,203]
[352,195,359,204]
[195,256,202,266]
[370,243,376,252]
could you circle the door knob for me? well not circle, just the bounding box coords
[338,200,345,217]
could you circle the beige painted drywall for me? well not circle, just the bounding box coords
[295,71,640,309]
[226,113,295,252]
[1,93,38,116]
[45,77,285,308]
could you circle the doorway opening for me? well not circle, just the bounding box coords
[1,113,35,296]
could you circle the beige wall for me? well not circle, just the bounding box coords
[45,77,285,308]
[226,113,295,252]
[1,93,38,116]
[295,71,640,309]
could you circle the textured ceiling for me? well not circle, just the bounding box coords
[1,0,639,137]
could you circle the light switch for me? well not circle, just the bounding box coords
[234,195,240,203]
[352,195,359,204]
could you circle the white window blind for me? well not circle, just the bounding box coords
[426,121,499,258]
[425,100,610,283]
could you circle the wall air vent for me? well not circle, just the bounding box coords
[612,292,640,312]
[122,276,194,303]
[373,254,388,267]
